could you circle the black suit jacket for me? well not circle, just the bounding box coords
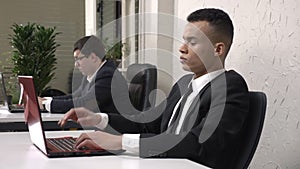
[51,60,128,114]
[107,70,249,169]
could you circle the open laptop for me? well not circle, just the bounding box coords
[0,72,25,113]
[0,72,8,110]
[18,75,123,157]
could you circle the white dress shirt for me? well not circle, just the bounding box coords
[97,69,225,154]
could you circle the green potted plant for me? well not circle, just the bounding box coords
[103,38,128,66]
[106,41,123,61]
[9,23,60,96]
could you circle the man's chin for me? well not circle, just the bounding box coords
[182,65,192,72]
[80,72,87,76]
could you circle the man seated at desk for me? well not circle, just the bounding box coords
[59,8,250,169]
[39,35,127,114]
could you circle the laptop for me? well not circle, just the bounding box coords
[18,75,123,157]
[0,72,10,113]
[0,72,25,113]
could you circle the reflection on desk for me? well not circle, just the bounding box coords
[0,131,211,169]
[0,111,63,122]
[0,111,82,131]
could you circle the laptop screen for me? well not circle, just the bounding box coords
[0,72,9,109]
[18,76,48,154]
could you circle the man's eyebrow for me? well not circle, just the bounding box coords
[183,36,198,40]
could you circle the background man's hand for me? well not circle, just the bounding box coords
[37,97,45,110]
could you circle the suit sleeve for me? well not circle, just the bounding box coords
[50,94,73,113]
[105,77,185,135]
[50,68,115,113]
[106,99,166,134]
[50,76,87,113]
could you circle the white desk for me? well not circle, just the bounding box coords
[0,131,210,169]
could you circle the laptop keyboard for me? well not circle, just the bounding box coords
[47,137,77,152]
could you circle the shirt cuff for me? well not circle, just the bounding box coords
[122,134,140,155]
[94,113,109,130]
[42,97,52,112]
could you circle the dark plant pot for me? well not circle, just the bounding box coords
[6,95,12,105]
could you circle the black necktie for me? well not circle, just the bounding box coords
[168,84,193,133]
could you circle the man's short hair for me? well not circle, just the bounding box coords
[187,8,234,48]
[73,35,106,60]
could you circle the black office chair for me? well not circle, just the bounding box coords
[233,91,267,169]
[126,64,157,111]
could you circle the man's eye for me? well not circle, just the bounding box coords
[190,41,197,45]
[183,39,197,46]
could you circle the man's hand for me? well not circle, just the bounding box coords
[58,107,102,127]
[37,97,45,110]
[75,131,122,151]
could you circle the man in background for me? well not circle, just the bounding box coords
[39,35,127,114]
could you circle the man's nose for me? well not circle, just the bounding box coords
[74,61,79,67]
[179,43,188,54]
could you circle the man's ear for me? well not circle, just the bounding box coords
[214,42,225,56]
[214,42,226,66]
[90,53,99,61]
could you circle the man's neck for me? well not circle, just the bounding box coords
[193,68,225,80]
[194,65,224,79]
[194,71,208,79]
[87,60,106,82]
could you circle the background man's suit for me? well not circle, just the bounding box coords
[51,60,127,114]
[107,70,249,169]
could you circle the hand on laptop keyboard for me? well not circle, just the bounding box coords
[74,131,122,151]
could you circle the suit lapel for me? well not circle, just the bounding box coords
[179,83,210,132]
[160,74,193,132]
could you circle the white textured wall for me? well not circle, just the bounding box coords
[175,0,300,168]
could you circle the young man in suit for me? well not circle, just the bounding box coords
[39,35,128,114]
[59,8,249,168]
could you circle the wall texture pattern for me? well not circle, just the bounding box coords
[176,0,300,168]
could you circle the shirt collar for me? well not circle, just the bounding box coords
[87,60,107,83]
[190,69,225,93]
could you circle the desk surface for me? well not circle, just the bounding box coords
[0,111,81,131]
[0,110,63,122]
[0,131,210,169]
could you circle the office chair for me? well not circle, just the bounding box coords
[126,64,157,111]
[233,91,267,169]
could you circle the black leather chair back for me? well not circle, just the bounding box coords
[126,64,157,111]
[233,91,267,169]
